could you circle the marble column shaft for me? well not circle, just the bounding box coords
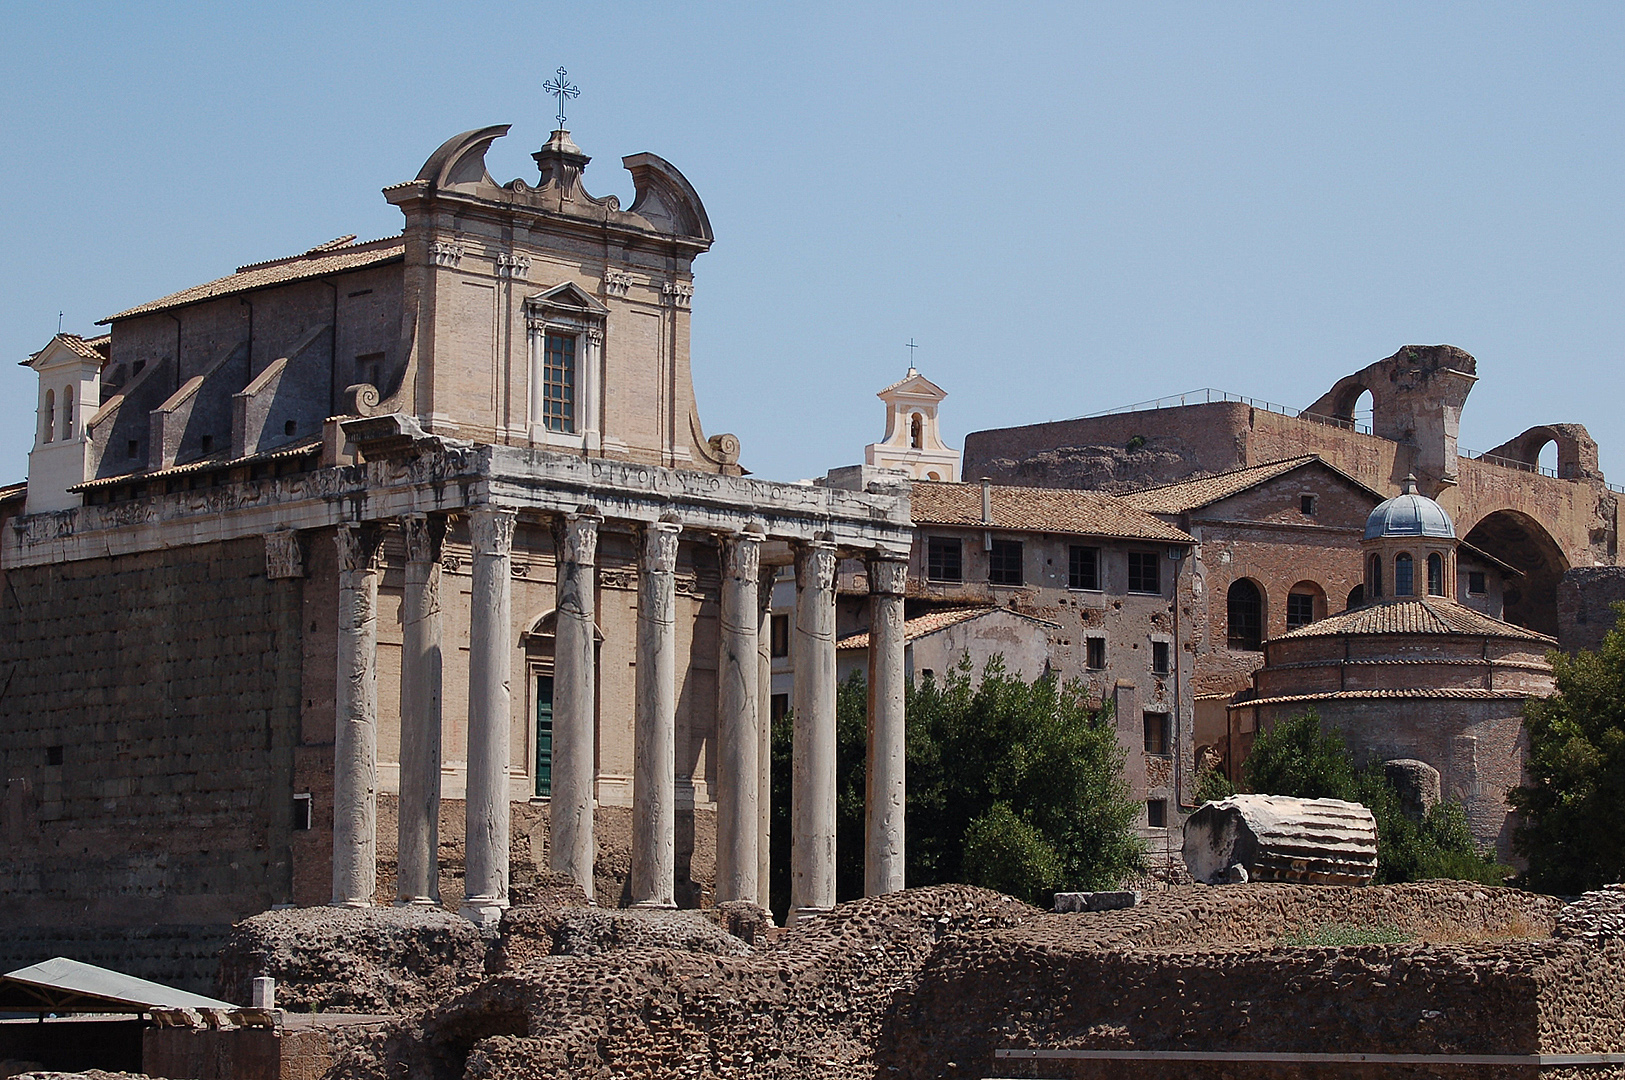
[397,514,446,905]
[632,521,682,908]
[550,511,601,900]
[332,524,383,907]
[790,541,838,921]
[715,532,762,903]
[463,507,517,922]
[755,564,776,911]
[865,555,908,896]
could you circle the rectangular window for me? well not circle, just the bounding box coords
[1286,592,1316,628]
[770,614,790,658]
[1147,799,1168,828]
[1068,545,1100,590]
[926,536,962,582]
[770,693,790,723]
[1300,494,1317,516]
[1127,551,1160,594]
[292,792,312,831]
[988,538,1024,586]
[541,332,576,433]
[535,674,554,797]
[1143,711,1170,756]
[1086,637,1106,670]
[1151,641,1170,675]
[1468,571,1487,595]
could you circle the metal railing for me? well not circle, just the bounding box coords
[1459,447,1561,479]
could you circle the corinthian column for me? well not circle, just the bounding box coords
[397,514,446,906]
[462,507,516,925]
[866,553,908,896]
[790,540,838,923]
[715,531,763,903]
[756,562,776,910]
[631,520,682,908]
[550,510,601,899]
[332,524,383,907]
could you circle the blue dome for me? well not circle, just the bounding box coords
[1365,476,1456,540]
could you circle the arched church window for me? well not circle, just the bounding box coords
[1368,553,1382,598]
[1227,579,1263,651]
[1427,553,1444,596]
[1395,552,1414,596]
[42,389,54,443]
[910,413,923,449]
[1347,584,1365,609]
[62,385,73,439]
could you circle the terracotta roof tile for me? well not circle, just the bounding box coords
[909,481,1193,543]
[0,481,26,503]
[836,606,1059,651]
[1235,688,1536,708]
[1272,597,1555,644]
[69,434,324,492]
[101,237,403,323]
[1120,455,1384,515]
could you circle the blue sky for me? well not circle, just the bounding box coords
[3,2,1622,483]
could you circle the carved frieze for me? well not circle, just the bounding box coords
[265,530,305,579]
[599,567,638,591]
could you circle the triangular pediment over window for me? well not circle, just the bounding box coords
[530,281,608,314]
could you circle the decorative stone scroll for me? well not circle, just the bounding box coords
[264,529,305,579]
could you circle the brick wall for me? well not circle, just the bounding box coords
[0,537,304,935]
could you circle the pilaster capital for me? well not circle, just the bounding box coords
[867,553,909,597]
[720,531,764,583]
[401,514,447,565]
[643,520,682,575]
[557,510,602,567]
[335,523,384,574]
[469,507,518,557]
[795,542,838,594]
[265,529,305,580]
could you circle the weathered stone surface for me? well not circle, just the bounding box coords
[1383,757,1442,820]
[1054,890,1142,913]
[1183,794,1378,885]
[216,906,490,1013]
[1555,884,1625,941]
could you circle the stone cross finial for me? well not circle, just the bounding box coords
[544,67,580,129]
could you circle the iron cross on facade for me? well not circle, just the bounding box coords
[544,67,580,129]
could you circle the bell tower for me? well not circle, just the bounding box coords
[865,367,960,482]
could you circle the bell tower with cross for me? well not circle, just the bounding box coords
[865,348,960,481]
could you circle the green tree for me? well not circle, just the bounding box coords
[1510,604,1625,894]
[1244,709,1504,886]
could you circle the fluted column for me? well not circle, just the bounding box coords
[332,524,383,907]
[756,563,775,911]
[790,540,838,923]
[550,510,601,899]
[865,553,908,896]
[462,507,516,924]
[397,514,446,905]
[715,531,763,903]
[631,520,682,908]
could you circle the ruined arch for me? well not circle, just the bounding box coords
[1309,374,1374,427]
[1461,510,1570,636]
[1481,424,1601,482]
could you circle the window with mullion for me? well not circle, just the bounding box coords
[927,537,963,582]
[988,538,1024,586]
[1068,545,1100,590]
[542,332,576,433]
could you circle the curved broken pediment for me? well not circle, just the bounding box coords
[415,125,512,190]
[623,153,714,242]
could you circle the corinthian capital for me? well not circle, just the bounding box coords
[402,514,447,565]
[558,511,602,566]
[795,542,838,594]
[469,507,517,557]
[335,524,384,573]
[643,521,682,575]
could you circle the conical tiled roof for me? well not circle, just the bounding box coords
[1273,597,1554,644]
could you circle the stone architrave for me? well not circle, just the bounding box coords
[462,507,517,924]
[865,553,908,896]
[756,563,776,910]
[632,520,682,908]
[397,513,445,906]
[790,541,838,923]
[715,531,763,903]
[332,524,383,907]
[551,510,601,899]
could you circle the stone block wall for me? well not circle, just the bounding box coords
[0,537,304,938]
[1558,566,1625,655]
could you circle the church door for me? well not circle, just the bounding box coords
[535,674,554,797]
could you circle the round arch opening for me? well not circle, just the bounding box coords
[1462,509,1570,636]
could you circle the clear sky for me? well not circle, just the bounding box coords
[3,2,1622,485]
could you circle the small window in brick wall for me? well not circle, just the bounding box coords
[1086,637,1107,670]
[988,538,1024,586]
[1301,494,1317,516]
[1068,545,1100,590]
[1286,592,1316,629]
[1151,641,1170,675]
[1468,571,1487,595]
[927,537,963,583]
[46,745,63,766]
[1143,712,1171,756]
[292,793,313,831]
[1147,799,1168,828]
[1127,551,1160,594]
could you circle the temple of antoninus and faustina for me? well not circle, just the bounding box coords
[0,121,912,947]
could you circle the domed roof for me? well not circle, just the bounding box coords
[1364,475,1455,540]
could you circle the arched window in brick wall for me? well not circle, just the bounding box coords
[1227,578,1263,651]
[910,413,923,449]
[42,389,53,443]
[1427,552,1445,596]
[1368,554,1382,598]
[1395,553,1414,596]
[62,385,73,439]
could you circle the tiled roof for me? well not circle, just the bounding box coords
[1272,598,1555,644]
[0,481,26,503]
[1121,455,1381,515]
[909,481,1193,543]
[100,237,403,323]
[22,333,110,367]
[836,606,1059,651]
[70,435,324,492]
[1234,688,1536,708]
